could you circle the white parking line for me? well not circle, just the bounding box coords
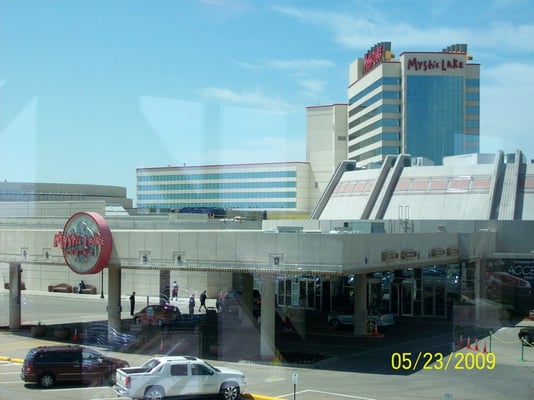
[278,390,378,400]
[44,386,111,392]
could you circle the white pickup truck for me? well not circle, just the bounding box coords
[114,355,246,400]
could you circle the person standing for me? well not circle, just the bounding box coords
[129,292,136,316]
[172,281,179,301]
[199,290,207,312]
[188,294,195,315]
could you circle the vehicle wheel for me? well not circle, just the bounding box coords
[329,319,341,329]
[219,383,240,400]
[39,373,55,388]
[144,385,165,400]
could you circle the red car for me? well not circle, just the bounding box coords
[133,304,180,326]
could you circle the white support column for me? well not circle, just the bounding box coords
[107,267,122,331]
[8,263,22,330]
[259,274,276,359]
[353,273,368,336]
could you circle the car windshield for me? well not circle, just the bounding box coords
[202,360,219,373]
[140,358,161,371]
[1,2,533,400]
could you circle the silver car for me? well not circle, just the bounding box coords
[328,307,395,329]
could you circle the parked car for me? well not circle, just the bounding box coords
[82,323,136,350]
[518,326,534,345]
[133,304,180,326]
[21,345,129,388]
[157,313,205,331]
[115,355,246,400]
[328,307,395,330]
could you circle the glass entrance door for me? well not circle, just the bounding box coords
[391,281,415,316]
[422,284,446,317]
[401,280,415,316]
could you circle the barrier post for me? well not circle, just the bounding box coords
[292,372,298,400]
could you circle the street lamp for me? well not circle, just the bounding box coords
[100,269,104,298]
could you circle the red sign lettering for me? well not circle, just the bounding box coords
[364,46,384,73]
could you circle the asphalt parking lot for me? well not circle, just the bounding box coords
[1,293,534,399]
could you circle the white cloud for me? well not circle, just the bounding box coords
[273,5,534,53]
[199,87,296,112]
[239,58,335,70]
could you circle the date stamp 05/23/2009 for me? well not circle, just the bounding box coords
[391,352,496,371]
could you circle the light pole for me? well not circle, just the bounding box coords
[100,269,104,298]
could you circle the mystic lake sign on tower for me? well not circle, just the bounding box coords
[53,212,112,274]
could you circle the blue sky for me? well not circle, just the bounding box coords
[1,0,533,203]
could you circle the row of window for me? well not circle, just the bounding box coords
[138,201,297,209]
[348,133,400,153]
[139,191,297,200]
[138,181,297,191]
[349,91,401,116]
[137,170,297,182]
[349,119,401,141]
[349,76,401,105]
[465,92,479,101]
[466,120,479,129]
[349,104,401,129]
[349,146,400,162]
[465,79,480,88]
[465,106,479,115]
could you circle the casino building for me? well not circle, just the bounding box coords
[348,42,480,166]
[136,43,481,215]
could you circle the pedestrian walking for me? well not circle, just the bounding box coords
[172,281,179,301]
[129,291,136,316]
[199,290,207,312]
[189,294,195,315]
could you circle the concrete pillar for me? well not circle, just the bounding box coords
[107,267,122,331]
[353,273,367,336]
[160,270,170,300]
[241,273,254,312]
[259,274,276,359]
[8,263,22,330]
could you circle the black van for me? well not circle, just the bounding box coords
[21,345,129,388]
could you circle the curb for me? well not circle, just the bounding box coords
[0,355,24,364]
[242,393,282,400]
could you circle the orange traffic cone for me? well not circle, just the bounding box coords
[459,335,463,348]
[160,337,164,352]
[73,328,78,342]
[373,323,379,337]
[483,340,487,353]
[474,338,479,352]
[466,336,471,349]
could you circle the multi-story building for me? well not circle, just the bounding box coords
[136,162,312,215]
[306,103,349,207]
[137,43,481,215]
[348,42,480,166]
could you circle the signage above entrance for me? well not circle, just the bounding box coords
[53,212,112,274]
